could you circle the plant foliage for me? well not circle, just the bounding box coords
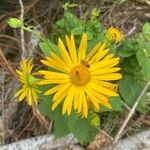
[7,3,150,145]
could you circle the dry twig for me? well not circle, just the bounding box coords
[16,104,48,139]
[18,0,25,60]
[114,80,150,144]
[0,48,17,78]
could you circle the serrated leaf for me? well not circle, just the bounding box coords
[118,39,138,57]
[37,85,63,120]
[100,97,124,112]
[39,39,59,56]
[137,93,147,114]
[143,23,150,40]
[39,41,51,56]
[119,75,145,107]
[71,26,84,35]
[54,116,71,137]
[136,49,150,81]
[121,55,142,79]
[71,117,98,145]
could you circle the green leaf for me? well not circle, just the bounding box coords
[119,75,139,105]
[54,116,71,137]
[137,93,147,114]
[136,49,150,81]
[71,26,84,35]
[38,85,54,118]
[143,23,150,40]
[136,33,150,54]
[54,12,84,38]
[39,39,59,56]
[100,97,124,112]
[86,17,101,38]
[118,39,138,57]
[71,117,98,145]
[119,75,144,106]
[121,55,141,78]
[39,41,51,56]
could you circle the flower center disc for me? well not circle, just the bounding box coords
[70,64,91,86]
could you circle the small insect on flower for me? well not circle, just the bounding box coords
[15,59,40,106]
[106,26,124,44]
[38,33,122,118]
[81,59,90,68]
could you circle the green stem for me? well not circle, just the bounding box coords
[22,26,45,41]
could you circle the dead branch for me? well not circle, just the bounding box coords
[0,48,17,78]
[114,80,150,144]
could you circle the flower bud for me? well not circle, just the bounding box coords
[7,18,23,28]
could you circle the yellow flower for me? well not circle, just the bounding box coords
[38,33,122,118]
[106,26,124,43]
[15,59,40,106]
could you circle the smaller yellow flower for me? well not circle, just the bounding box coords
[15,59,40,106]
[106,26,124,43]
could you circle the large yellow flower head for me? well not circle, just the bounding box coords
[15,59,40,106]
[106,26,124,43]
[38,33,122,118]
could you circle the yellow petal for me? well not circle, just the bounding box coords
[82,91,88,118]
[58,38,73,67]
[27,59,33,74]
[15,88,24,97]
[38,70,69,79]
[31,88,38,105]
[89,82,118,97]
[73,87,79,110]
[100,101,112,109]
[66,34,78,64]
[62,85,75,115]
[85,43,101,61]
[88,95,100,111]
[53,83,71,101]
[37,79,70,85]
[51,84,70,110]
[104,54,114,59]
[52,98,63,111]
[85,85,108,101]
[50,52,71,70]
[78,33,87,63]
[16,69,23,76]
[52,83,71,110]
[92,73,122,81]
[90,58,119,71]
[89,44,109,64]
[18,88,27,101]
[77,88,84,113]
[91,67,121,75]
[27,88,32,106]
[44,84,68,95]
[41,59,69,73]
[91,79,118,88]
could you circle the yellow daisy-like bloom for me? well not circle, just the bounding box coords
[38,33,122,118]
[15,59,39,106]
[106,26,124,43]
